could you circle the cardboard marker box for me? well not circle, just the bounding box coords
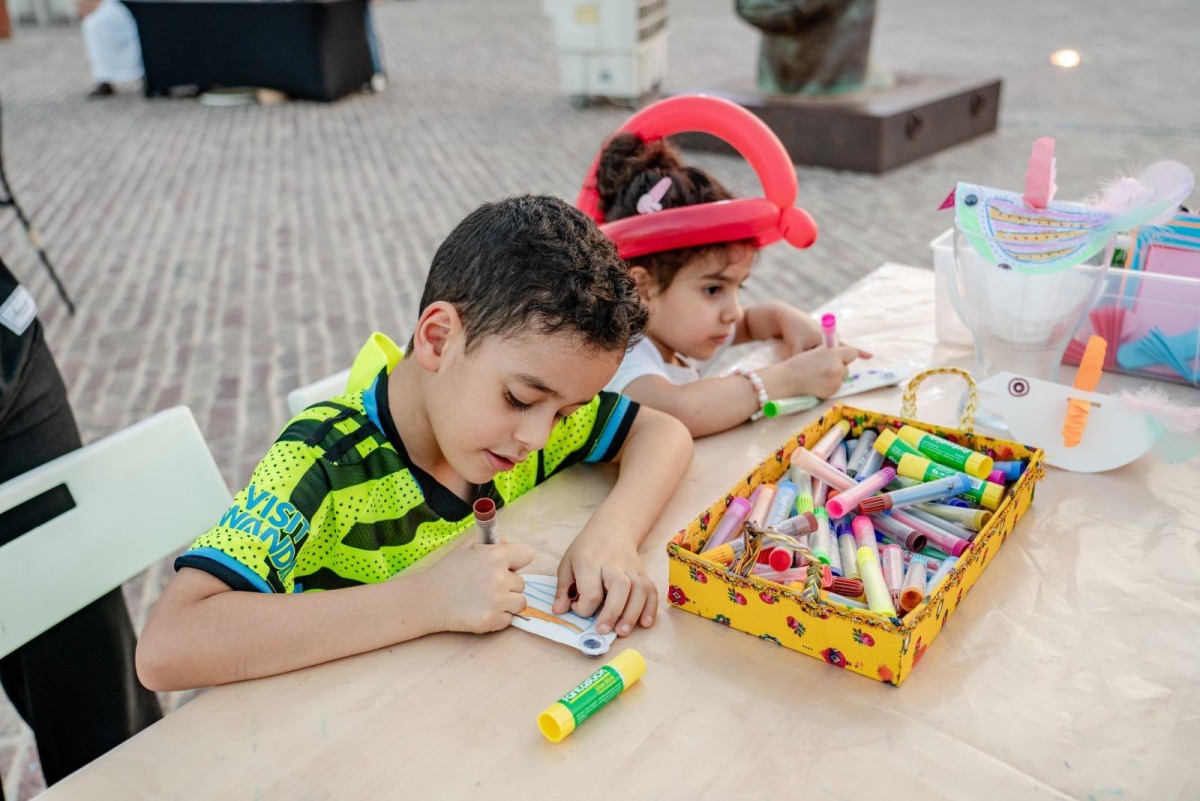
[666,404,1045,686]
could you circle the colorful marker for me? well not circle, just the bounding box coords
[925,556,960,597]
[899,555,928,613]
[896,453,1004,510]
[904,507,980,543]
[856,547,897,616]
[857,449,885,479]
[823,592,869,611]
[765,481,798,528]
[850,515,880,558]
[988,469,1007,485]
[810,420,851,461]
[856,473,972,515]
[789,469,814,513]
[901,549,942,575]
[811,508,833,565]
[868,513,928,553]
[770,510,819,539]
[703,496,752,551]
[890,509,970,558]
[825,467,897,519]
[993,460,1026,481]
[837,532,860,580]
[914,503,991,531]
[845,431,878,477]
[896,425,993,479]
[538,649,645,743]
[698,539,745,566]
[762,395,820,418]
[880,544,904,607]
[821,313,838,348]
[747,483,778,527]
[473,498,498,544]
[790,447,856,492]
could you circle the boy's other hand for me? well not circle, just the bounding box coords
[553,534,656,638]
[421,540,533,634]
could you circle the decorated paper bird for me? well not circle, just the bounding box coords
[946,138,1193,273]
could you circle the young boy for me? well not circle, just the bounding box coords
[137,196,693,691]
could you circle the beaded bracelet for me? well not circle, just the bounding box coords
[732,367,768,416]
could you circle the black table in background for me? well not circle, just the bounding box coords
[122,0,374,102]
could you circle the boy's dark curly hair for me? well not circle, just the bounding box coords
[417,195,648,354]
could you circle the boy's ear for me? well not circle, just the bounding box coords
[411,301,463,371]
[628,265,656,301]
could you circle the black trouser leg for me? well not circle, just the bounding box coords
[0,332,162,790]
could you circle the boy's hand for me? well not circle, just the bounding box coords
[552,532,656,638]
[419,540,533,634]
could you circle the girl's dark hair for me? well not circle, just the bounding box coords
[595,133,750,290]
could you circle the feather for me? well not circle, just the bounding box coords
[1118,385,1200,463]
[1095,160,1194,227]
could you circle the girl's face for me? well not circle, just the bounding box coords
[638,245,754,362]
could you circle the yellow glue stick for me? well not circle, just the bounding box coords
[897,425,993,479]
[538,649,645,743]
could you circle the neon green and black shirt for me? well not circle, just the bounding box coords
[176,334,639,594]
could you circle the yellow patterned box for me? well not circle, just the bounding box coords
[666,404,1045,686]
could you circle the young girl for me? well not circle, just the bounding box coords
[596,134,869,436]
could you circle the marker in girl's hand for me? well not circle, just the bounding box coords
[821,313,838,348]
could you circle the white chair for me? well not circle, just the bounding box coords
[286,368,351,416]
[0,406,231,658]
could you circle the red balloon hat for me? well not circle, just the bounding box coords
[576,94,818,260]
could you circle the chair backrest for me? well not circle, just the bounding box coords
[286,368,351,416]
[0,406,231,658]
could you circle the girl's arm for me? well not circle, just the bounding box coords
[621,344,861,437]
[733,301,824,353]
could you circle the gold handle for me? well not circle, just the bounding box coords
[900,367,978,434]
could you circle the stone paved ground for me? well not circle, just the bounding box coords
[1,0,1198,795]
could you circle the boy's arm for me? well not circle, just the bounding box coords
[551,406,692,635]
[620,344,861,437]
[137,541,532,691]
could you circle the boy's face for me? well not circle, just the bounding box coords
[641,245,754,361]
[429,327,623,484]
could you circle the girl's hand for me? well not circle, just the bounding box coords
[419,540,533,633]
[552,532,657,638]
[773,345,862,398]
[776,307,826,355]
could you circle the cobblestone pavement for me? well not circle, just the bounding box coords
[1,0,1197,795]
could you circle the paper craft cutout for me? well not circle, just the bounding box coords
[954,161,1193,273]
[512,574,616,657]
[976,372,1157,472]
[1063,307,1134,368]
[1061,336,1105,448]
[1023,137,1057,210]
[830,361,919,399]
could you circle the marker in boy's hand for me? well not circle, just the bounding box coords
[420,538,533,634]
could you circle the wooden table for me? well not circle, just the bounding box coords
[41,264,1200,800]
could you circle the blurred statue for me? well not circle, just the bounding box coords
[735,0,888,95]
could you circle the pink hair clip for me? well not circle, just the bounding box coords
[636,177,672,215]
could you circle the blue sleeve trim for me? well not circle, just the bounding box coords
[174,547,275,594]
[362,374,382,431]
[583,394,632,463]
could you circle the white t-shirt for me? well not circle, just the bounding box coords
[605,337,705,394]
